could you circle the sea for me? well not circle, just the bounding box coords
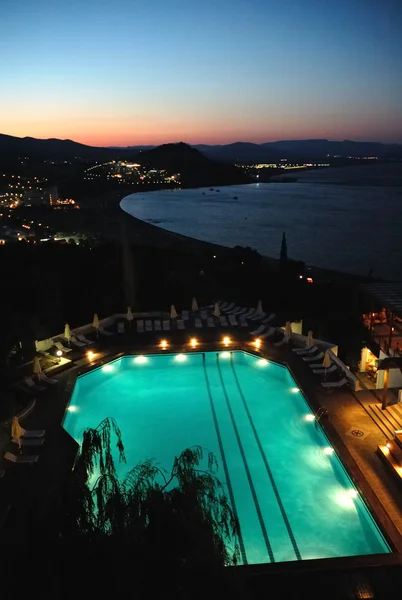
[120,163,402,280]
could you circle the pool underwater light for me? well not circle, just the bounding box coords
[102,364,114,372]
[257,358,268,366]
[175,354,187,362]
[134,355,148,364]
[323,447,334,455]
[304,414,315,422]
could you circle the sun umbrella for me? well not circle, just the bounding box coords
[191,297,198,312]
[11,416,25,449]
[33,356,42,375]
[213,302,221,318]
[285,321,292,338]
[256,300,263,315]
[126,307,133,322]
[306,330,314,347]
[322,350,331,369]
[170,305,178,319]
[64,323,71,345]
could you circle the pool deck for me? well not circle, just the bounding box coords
[1,318,402,564]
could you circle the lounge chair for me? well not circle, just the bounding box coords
[55,341,72,353]
[232,307,248,316]
[226,306,241,314]
[219,316,228,326]
[293,345,318,355]
[250,312,266,321]
[117,322,125,334]
[182,310,189,320]
[207,317,215,327]
[262,313,275,323]
[21,430,45,438]
[24,377,46,392]
[38,372,57,385]
[220,302,235,311]
[99,327,113,336]
[303,352,324,362]
[228,314,238,326]
[260,327,275,339]
[312,364,338,375]
[12,437,44,447]
[200,310,208,320]
[195,318,202,328]
[145,320,152,332]
[70,335,86,347]
[162,320,170,331]
[274,335,289,347]
[154,320,161,331]
[77,334,95,345]
[322,378,348,389]
[240,317,248,327]
[137,320,144,333]
[243,309,256,318]
[4,452,39,464]
[251,324,265,335]
[177,320,185,330]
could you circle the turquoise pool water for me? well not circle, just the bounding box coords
[64,351,391,564]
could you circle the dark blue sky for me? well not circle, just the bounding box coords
[1,0,401,145]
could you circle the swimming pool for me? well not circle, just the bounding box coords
[64,351,391,564]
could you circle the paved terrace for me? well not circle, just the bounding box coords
[1,307,402,563]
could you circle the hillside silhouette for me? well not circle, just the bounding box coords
[134,142,247,187]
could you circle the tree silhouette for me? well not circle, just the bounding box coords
[55,418,239,587]
[280,231,288,261]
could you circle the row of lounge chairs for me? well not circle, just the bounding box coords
[135,314,253,333]
[293,345,349,389]
[38,334,95,357]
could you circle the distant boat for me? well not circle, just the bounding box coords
[233,196,238,200]
[209,188,214,191]
[202,192,205,195]
[216,189,220,192]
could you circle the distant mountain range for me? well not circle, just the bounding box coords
[1,133,401,166]
[118,139,402,163]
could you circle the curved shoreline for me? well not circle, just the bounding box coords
[120,197,369,283]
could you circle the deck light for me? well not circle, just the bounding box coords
[222,336,231,347]
[254,338,261,349]
[323,447,334,455]
[87,351,94,361]
[386,441,392,448]
[190,337,198,348]
[160,339,168,350]
[56,350,62,357]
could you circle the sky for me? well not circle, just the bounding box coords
[1,0,401,146]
